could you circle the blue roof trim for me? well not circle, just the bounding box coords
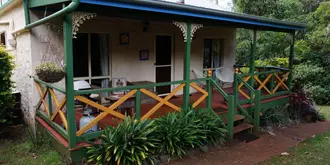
[80,0,305,31]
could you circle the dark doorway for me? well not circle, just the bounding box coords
[155,35,172,95]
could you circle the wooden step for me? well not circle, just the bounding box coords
[233,123,253,134]
[213,104,254,115]
[222,115,245,124]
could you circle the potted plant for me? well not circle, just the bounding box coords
[35,62,65,83]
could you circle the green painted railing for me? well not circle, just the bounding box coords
[234,68,291,104]
[206,71,259,138]
[34,77,211,142]
[33,77,68,140]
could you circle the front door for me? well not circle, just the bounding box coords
[155,35,172,95]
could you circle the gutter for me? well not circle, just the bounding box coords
[12,0,80,35]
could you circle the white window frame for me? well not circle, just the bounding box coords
[73,33,111,85]
[0,0,9,7]
[0,31,7,48]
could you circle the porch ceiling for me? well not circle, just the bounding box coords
[77,0,307,32]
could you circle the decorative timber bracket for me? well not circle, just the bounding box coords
[46,12,97,38]
[72,12,97,38]
[173,21,203,42]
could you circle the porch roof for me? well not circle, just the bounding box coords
[79,0,307,32]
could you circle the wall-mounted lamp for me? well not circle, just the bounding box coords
[143,21,150,32]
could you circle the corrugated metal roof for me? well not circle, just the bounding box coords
[79,0,307,31]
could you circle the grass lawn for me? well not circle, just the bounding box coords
[319,105,330,119]
[258,130,330,165]
[0,126,63,165]
[258,105,330,165]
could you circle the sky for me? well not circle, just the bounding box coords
[162,0,233,11]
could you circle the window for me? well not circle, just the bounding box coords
[203,39,224,69]
[73,33,110,92]
[0,32,6,47]
[0,0,9,7]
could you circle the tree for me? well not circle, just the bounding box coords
[233,0,330,104]
[0,48,15,131]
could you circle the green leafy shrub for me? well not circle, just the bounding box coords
[293,63,324,85]
[87,107,227,164]
[35,62,65,83]
[153,109,204,158]
[304,85,330,105]
[194,109,227,145]
[87,117,158,165]
[293,63,330,104]
[255,57,288,67]
[0,48,15,130]
[238,57,289,73]
[260,106,291,127]
[153,107,227,158]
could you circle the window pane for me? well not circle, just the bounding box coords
[73,33,89,77]
[0,32,6,46]
[212,39,222,68]
[203,39,212,68]
[1,0,8,6]
[91,34,109,77]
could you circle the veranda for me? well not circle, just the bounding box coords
[23,0,306,162]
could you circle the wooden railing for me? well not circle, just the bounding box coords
[34,67,290,142]
[207,71,260,139]
[34,78,69,140]
[234,66,291,103]
[34,77,210,140]
[73,81,208,136]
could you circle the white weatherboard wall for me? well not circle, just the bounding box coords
[79,17,236,94]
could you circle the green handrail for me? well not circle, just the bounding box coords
[33,77,66,93]
[74,80,185,95]
[236,76,256,94]
[238,70,284,77]
[209,79,229,101]
[74,78,208,95]
[33,76,208,96]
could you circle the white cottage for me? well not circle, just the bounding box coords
[0,0,305,162]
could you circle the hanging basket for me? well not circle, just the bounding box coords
[36,62,65,83]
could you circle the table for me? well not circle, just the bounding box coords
[105,94,136,116]
[105,81,155,116]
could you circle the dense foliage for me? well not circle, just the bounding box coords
[154,107,227,158]
[154,110,203,158]
[234,0,330,104]
[0,48,15,131]
[87,108,227,164]
[290,87,325,122]
[87,117,158,165]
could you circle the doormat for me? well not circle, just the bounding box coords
[235,131,260,143]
